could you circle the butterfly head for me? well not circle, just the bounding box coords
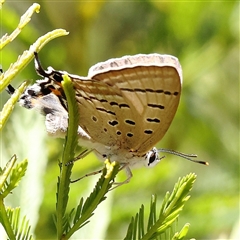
[18,82,45,110]
[8,52,68,116]
[144,147,165,168]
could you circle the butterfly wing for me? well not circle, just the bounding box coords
[73,54,182,155]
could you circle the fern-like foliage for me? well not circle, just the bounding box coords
[5,207,34,240]
[124,173,196,240]
[0,156,28,197]
[64,161,119,239]
[0,156,33,240]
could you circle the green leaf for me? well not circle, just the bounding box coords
[0,201,34,240]
[0,155,17,191]
[0,157,28,198]
[0,81,28,131]
[172,223,190,240]
[124,173,197,240]
[0,3,40,50]
[6,207,33,240]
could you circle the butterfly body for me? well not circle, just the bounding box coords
[17,53,182,169]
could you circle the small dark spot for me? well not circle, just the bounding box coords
[27,89,37,96]
[42,107,53,115]
[119,103,130,108]
[92,116,97,122]
[173,92,179,96]
[124,59,130,64]
[134,88,145,93]
[156,89,164,93]
[116,130,121,135]
[144,130,153,134]
[127,132,133,137]
[147,118,160,123]
[110,101,118,106]
[108,120,118,126]
[110,61,119,67]
[7,85,15,95]
[42,88,52,95]
[104,128,107,132]
[96,107,116,115]
[90,96,97,100]
[53,73,63,82]
[148,104,164,109]
[102,154,107,158]
[125,119,135,125]
[164,91,171,95]
[146,88,154,92]
[100,99,108,103]
[120,88,134,92]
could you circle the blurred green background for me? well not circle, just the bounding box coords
[1,1,239,239]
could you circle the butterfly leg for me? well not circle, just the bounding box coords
[110,165,133,190]
[122,165,133,184]
[70,162,132,191]
[65,149,93,166]
[70,168,103,183]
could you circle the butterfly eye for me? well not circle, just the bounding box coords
[145,148,160,168]
[27,89,36,96]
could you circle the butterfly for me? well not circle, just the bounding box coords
[7,52,207,181]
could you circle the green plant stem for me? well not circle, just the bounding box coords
[56,164,73,239]
[56,75,79,239]
[141,215,166,240]
[0,199,16,240]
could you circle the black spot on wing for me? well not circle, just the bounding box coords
[120,88,178,96]
[146,118,160,123]
[144,130,153,135]
[127,132,133,137]
[108,120,118,126]
[148,104,165,109]
[92,116,97,122]
[134,88,145,93]
[110,101,118,106]
[119,103,130,108]
[125,119,135,125]
[96,107,116,115]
